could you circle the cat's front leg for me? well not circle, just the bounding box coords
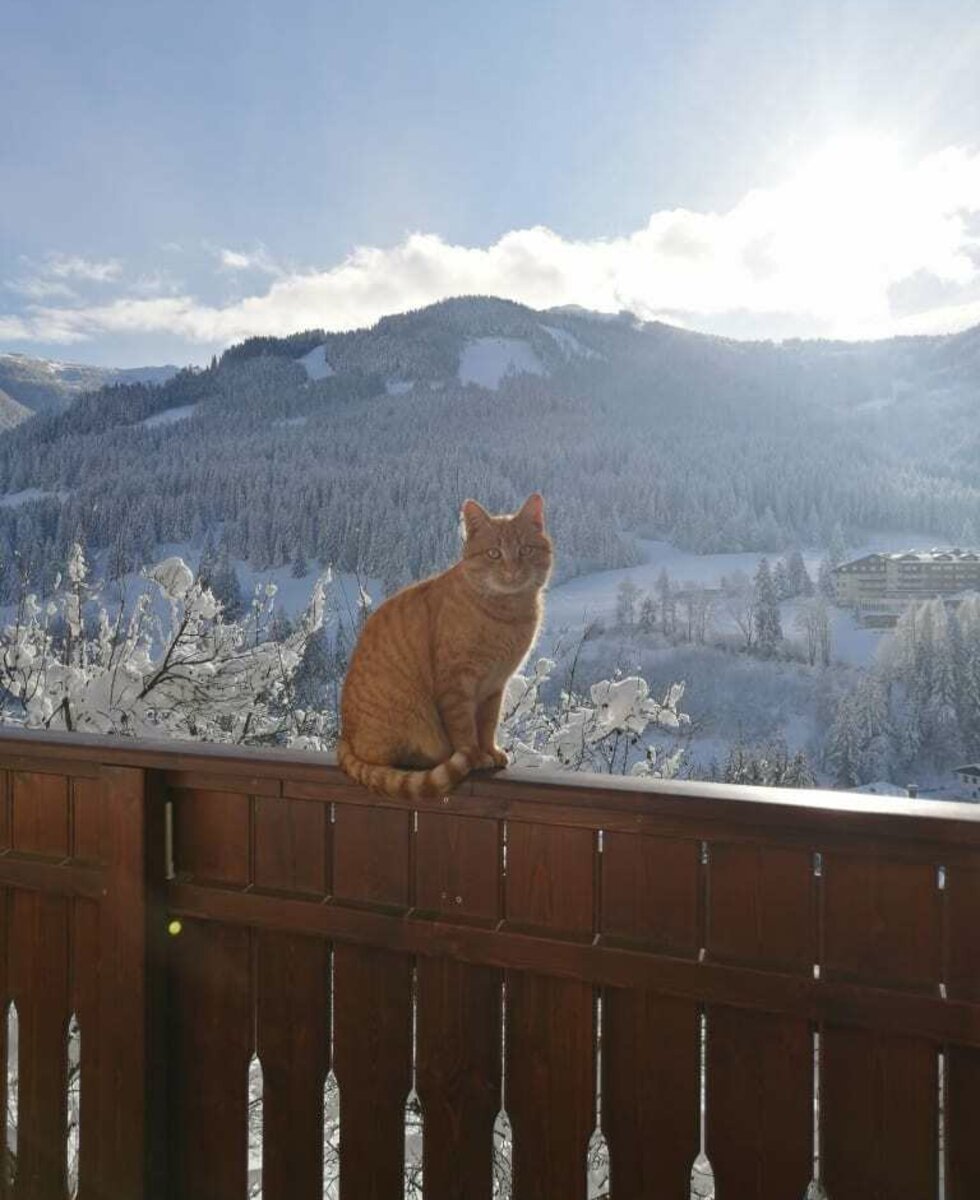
[476,690,508,768]
[437,684,491,768]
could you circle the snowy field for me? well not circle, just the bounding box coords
[543,533,943,669]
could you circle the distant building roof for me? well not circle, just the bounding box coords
[851,781,912,797]
[833,548,980,573]
[954,764,980,777]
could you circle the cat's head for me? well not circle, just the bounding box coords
[459,494,554,596]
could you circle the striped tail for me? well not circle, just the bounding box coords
[336,739,475,799]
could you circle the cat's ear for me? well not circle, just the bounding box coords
[461,499,490,540]
[518,492,545,532]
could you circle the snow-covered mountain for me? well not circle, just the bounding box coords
[0,352,179,417]
[0,295,978,599]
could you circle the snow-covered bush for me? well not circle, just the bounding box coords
[0,545,688,781]
[499,656,689,778]
[0,545,331,746]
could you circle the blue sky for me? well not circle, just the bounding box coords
[2,0,979,365]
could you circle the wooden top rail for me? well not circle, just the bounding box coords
[0,724,978,853]
[1,725,979,1197]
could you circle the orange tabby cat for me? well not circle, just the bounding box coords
[337,493,553,798]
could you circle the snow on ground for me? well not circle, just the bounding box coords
[539,324,598,358]
[0,487,69,508]
[544,533,946,669]
[385,378,414,395]
[273,416,307,428]
[138,404,197,429]
[458,337,546,390]
[297,344,335,381]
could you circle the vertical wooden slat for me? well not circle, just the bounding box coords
[9,889,69,1200]
[0,887,10,1200]
[821,853,942,1200]
[417,959,500,1200]
[96,765,163,1200]
[171,920,252,1200]
[333,945,412,1199]
[253,795,328,897]
[823,1027,937,1200]
[601,833,701,1197]
[505,821,595,1200]
[704,844,814,1200]
[944,863,980,1198]
[331,802,412,1199]
[11,773,69,857]
[415,811,503,1199]
[72,898,100,1200]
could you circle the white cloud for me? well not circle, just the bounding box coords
[44,254,123,282]
[217,245,282,275]
[3,137,980,348]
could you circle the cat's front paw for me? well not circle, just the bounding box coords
[488,746,509,768]
[470,751,498,770]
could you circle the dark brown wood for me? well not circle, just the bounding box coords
[600,831,701,956]
[9,888,70,1200]
[707,1006,812,1200]
[167,881,980,1048]
[11,771,69,857]
[507,972,594,1200]
[946,863,980,1004]
[95,766,159,1200]
[600,830,701,1197]
[332,944,413,1199]
[504,821,595,938]
[602,988,700,1198]
[0,855,103,898]
[414,811,501,923]
[706,842,815,974]
[253,795,328,897]
[331,802,411,909]
[946,1044,980,1199]
[255,932,330,1200]
[822,1027,938,1200]
[0,732,980,1200]
[71,776,103,864]
[73,896,101,1200]
[5,726,980,850]
[416,957,501,1200]
[823,853,942,992]
[172,787,251,886]
[170,920,252,1200]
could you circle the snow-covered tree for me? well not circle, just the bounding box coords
[753,558,783,657]
[0,546,330,747]
[498,659,689,778]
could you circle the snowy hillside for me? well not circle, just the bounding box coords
[458,337,546,388]
[0,352,178,416]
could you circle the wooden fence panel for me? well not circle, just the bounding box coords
[331,802,413,1200]
[600,833,701,1198]
[505,821,595,1200]
[415,812,502,1200]
[170,921,252,1200]
[9,889,69,1200]
[821,853,942,1200]
[944,863,980,1199]
[704,844,815,1200]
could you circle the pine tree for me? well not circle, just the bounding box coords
[787,549,813,597]
[616,579,641,629]
[773,559,792,600]
[753,558,783,657]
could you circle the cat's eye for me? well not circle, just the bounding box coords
[486,548,502,559]
[519,545,534,557]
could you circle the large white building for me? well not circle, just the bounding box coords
[833,549,980,624]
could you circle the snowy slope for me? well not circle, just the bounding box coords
[458,338,546,389]
[297,345,335,380]
[138,404,197,428]
[539,324,597,359]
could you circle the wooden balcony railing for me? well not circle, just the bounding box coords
[0,726,977,1199]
